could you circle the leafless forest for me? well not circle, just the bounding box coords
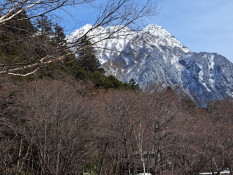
[0,79,232,175]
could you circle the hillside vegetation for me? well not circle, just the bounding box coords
[0,12,232,175]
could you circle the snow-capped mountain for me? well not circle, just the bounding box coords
[67,24,136,64]
[67,24,233,106]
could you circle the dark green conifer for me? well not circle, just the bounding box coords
[36,15,53,36]
[54,23,66,45]
[129,78,139,90]
[77,35,102,72]
[5,10,35,35]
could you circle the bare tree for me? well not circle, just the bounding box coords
[0,0,93,25]
[0,0,157,76]
[1,78,232,174]
[0,80,100,174]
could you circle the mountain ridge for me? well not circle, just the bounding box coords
[67,24,233,106]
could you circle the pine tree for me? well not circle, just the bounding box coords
[129,78,139,90]
[77,35,102,72]
[54,23,66,45]
[36,15,52,36]
[5,10,35,35]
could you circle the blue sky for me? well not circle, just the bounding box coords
[57,0,233,63]
[153,0,233,63]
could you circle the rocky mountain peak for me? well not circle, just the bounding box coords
[144,24,171,37]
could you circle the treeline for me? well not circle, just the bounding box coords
[0,79,232,175]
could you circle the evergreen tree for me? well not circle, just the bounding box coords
[54,23,66,45]
[36,15,53,36]
[5,10,35,35]
[129,78,139,90]
[77,35,102,72]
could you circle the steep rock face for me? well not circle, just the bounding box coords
[67,24,233,105]
[179,52,233,104]
[104,25,189,85]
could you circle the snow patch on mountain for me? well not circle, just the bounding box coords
[67,24,136,64]
[143,24,190,53]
